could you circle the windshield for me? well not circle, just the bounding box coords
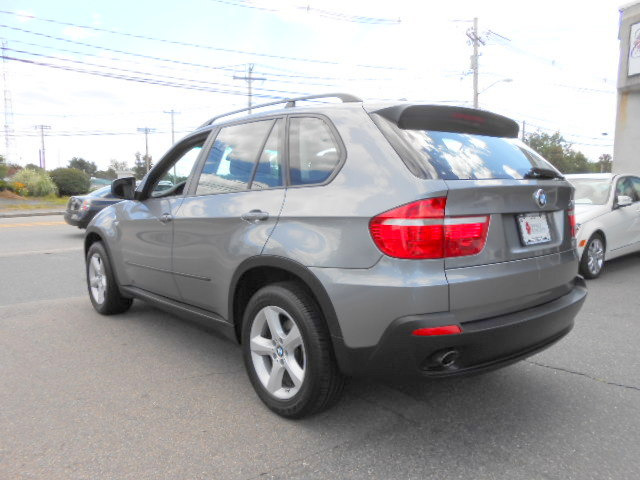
[373,115,558,180]
[569,178,612,205]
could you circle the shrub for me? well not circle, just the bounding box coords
[49,168,90,196]
[11,169,57,196]
[0,179,7,191]
[11,181,28,196]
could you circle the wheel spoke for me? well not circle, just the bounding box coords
[282,324,302,351]
[265,307,285,340]
[250,336,274,356]
[91,256,101,275]
[283,358,304,388]
[266,361,285,394]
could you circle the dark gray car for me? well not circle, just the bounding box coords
[84,94,587,418]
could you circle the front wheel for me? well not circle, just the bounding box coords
[241,282,345,418]
[86,242,133,314]
[580,233,605,279]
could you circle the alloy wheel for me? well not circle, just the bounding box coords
[88,253,107,305]
[587,238,604,276]
[249,305,306,400]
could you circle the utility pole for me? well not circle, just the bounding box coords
[2,41,15,165]
[137,127,156,172]
[467,17,485,109]
[163,109,180,180]
[163,109,180,145]
[34,125,51,169]
[233,64,266,114]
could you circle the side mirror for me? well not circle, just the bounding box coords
[111,177,136,200]
[616,195,633,208]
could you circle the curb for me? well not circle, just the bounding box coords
[0,210,65,219]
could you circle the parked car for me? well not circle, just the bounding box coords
[566,173,640,278]
[64,185,123,228]
[84,94,587,418]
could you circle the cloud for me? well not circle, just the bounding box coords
[62,26,97,40]
[16,10,34,22]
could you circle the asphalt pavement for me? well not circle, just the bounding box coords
[1,216,639,479]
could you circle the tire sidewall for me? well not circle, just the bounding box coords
[241,285,322,416]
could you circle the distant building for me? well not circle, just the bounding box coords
[614,2,640,173]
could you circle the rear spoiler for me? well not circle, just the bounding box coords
[370,105,519,138]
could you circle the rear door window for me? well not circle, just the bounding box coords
[289,117,341,185]
[195,120,273,195]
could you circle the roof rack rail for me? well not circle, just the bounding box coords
[199,93,362,127]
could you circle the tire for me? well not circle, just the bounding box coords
[579,233,605,279]
[86,241,133,315]
[241,281,345,418]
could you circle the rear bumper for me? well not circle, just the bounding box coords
[64,210,94,228]
[333,276,587,378]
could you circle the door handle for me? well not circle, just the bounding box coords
[241,209,270,223]
[159,213,173,224]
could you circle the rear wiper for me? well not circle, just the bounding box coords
[523,167,565,180]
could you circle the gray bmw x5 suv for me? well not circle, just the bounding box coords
[84,93,587,418]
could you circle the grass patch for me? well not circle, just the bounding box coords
[0,195,70,210]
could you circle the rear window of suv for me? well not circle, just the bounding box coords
[372,114,555,180]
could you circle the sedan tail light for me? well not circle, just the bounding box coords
[568,204,577,238]
[369,197,490,259]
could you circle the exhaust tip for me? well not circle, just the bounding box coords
[424,349,460,370]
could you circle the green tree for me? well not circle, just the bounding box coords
[25,163,44,172]
[525,132,596,174]
[109,159,129,172]
[132,152,153,180]
[94,168,117,180]
[596,153,612,173]
[49,168,90,196]
[68,157,97,176]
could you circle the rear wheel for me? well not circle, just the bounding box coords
[580,233,605,279]
[241,282,345,418]
[86,242,133,314]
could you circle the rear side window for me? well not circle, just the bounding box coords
[289,117,341,185]
[196,121,272,195]
[251,119,284,190]
[372,114,556,180]
[630,177,640,202]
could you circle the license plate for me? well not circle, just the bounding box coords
[517,213,551,245]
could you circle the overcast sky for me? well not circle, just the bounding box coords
[0,0,623,171]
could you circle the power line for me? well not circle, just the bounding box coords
[0,10,404,70]
[207,0,401,25]
[2,48,317,98]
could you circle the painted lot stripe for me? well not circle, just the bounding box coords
[0,221,66,228]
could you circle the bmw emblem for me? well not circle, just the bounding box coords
[533,189,547,208]
[276,346,284,357]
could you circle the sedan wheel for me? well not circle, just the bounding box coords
[580,234,605,279]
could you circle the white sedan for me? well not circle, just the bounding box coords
[566,173,640,278]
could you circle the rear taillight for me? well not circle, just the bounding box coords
[369,197,490,259]
[568,204,576,238]
[80,199,91,211]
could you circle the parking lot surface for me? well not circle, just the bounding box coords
[1,216,639,479]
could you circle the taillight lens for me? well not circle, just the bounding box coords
[568,204,576,238]
[369,197,490,259]
[80,199,91,211]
